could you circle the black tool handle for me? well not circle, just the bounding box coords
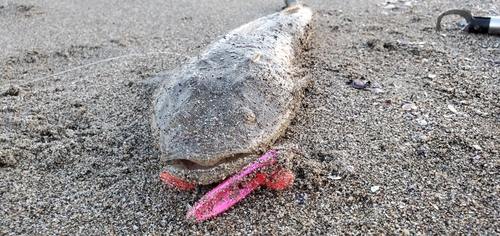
[468,17,491,33]
[468,16,500,34]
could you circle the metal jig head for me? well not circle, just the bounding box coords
[436,9,500,35]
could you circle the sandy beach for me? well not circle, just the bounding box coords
[1,0,499,234]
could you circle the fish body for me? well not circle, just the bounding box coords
[152,2,314,185]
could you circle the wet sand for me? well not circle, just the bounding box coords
[1,0,499,234]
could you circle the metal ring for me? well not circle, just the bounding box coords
[436,9,473,31]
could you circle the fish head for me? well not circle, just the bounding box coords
[152,62,290,185]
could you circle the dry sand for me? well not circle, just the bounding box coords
[1,0,499,234]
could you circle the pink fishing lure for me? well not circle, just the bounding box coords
[186,151,278,222]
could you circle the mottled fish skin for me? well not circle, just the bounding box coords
[152,2,314,185]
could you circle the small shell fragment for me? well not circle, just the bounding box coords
[370,185,380,192]
[427,74,437,79]
[351,79,371,89]
[448,104,458,114]
[328,175,342,180]
[472,145,482,150]
[397,40,409,46]
[402,103,417,111]
[383,4,397,10]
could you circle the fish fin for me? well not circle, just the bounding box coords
[138,71,173,90]
[293,68,312,92]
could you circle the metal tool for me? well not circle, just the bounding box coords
[436,9,500,35]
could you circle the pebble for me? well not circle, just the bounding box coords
[2,85,20,96]
[407,185,415,192]
[296,193,307,204]
[420,135,430,142]
[351,79,371,89]
[427,74,437,79]
[416,118,427,126]
[370,186,380,192]
[403,113,414,119]
[459,19,468,27]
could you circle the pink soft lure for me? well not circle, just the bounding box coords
[186,151,278,222]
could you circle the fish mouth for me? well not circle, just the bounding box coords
[177,153,254,170]
[163,153,260,185]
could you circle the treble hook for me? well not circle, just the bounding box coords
[436,9,500,35]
